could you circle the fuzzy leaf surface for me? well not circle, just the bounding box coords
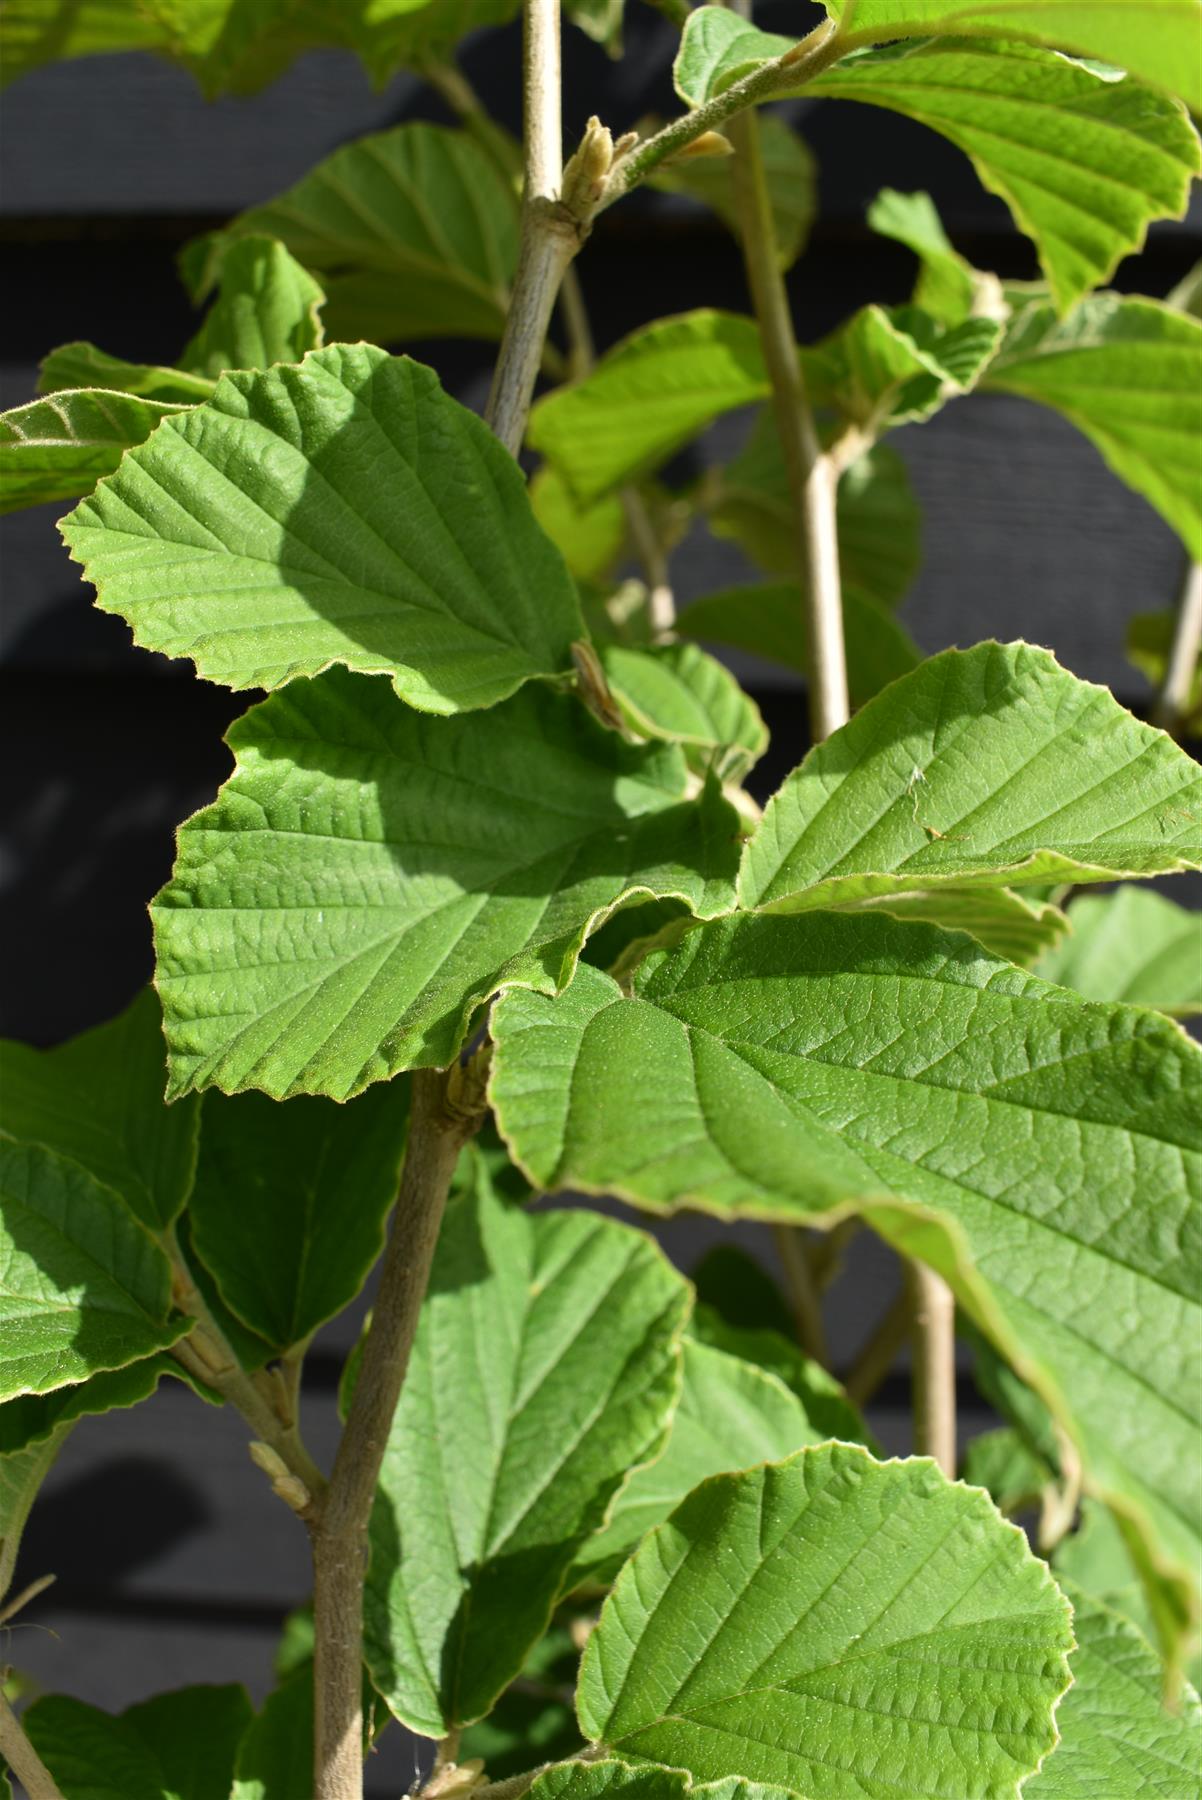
[983,292,1202,556]
[808,38,1199,312]
[740,642,1202,912]
[23,1686,252,1800]
[186,124,519,346]
[0,1138,186,1399]
[577,1444,1074,1794]
[0,389,185,515]
[673,10,794,103]
[38,344,214,404]
[1034,886,1202,1015]
[154,669,739,1100]
[490,909,1202,1640]
[363,1177,689,1735]
[0,989,199,1232]
[600,643,768,777]
[63,346,585,713]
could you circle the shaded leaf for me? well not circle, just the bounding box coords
[1033,885,1202,1015]
[687,1310,874,1447]
[960,1425,1052,1514]
[229,1672,312,1800]
[363,1178,689,1735]
[577,1444,1073,1793]
[0,1422,70,1602]
[983,291,1202,557]
[841,884,1071,963]
[23,1686,252,1800]
[0,389,184,515]
[673,10,794,104]
[0,1354,210,1461]
[600,642,767,778]
[153,670,739,1100]
[651,115,816,271]
[460,1622,584,1778]
[64,345,586,714]
[688,1243,794,1338]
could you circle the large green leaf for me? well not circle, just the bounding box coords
[651,114,816,271]
[740,642,1202,913]
[577,1444,1074,1794]
[529,312,769,503]
[1033,886,1202,1016]
[0,1422,70,1601]
[490,909,1202,1654]
[0,0,171,87]
[983,291,1202,557]
[1026,1583,1202,1796]
[1054,1499,1159,1650]
[63,345,586,714]
[706,426,921,612]
[0,1137,187,1400]
[187,1083,410,1356]
[0,1355,208,1460]
[23,1686,253,1800]
[363,1176,689,1736]
[823,0,1202,113]
[153,669,739,1100]
[679,580,921,707]
[185,124,519,347]
[0,389,185,515]
[808,38,1199,313]
[599,642,768,778]
[0,989,199,1232]
[571,1335,857,1584]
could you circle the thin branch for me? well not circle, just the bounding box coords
[0,1691,65,1800]
[312,1065,485,1800]
[1150,558,1202,738]
[844,1288,910,1407]
[906,1260,956,1476]
[771,1223,826,1364]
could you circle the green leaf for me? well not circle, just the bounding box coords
[983,292,1202,557]
[229,1674,312,1800]
[960,1425,1052,1514]
[706,425,921,611]
[1033,886,1202,1016]
[0,1137,187,1400]
[687,1311,874,1448]
[840,884,1071,963]
[1128,606,1202,733]
[529,312,769,503]
[187,1083,410,1356]
[678,580,922,707]
[175,236,325,380]
[531,466,628,584]
[823,0,1202,113]
[153,669,739,1100]
[577,1444,1074,1793]
[0,0,171,88]
[740,642,1202,914]
[0,989,200,1233]
[490,908,1202,1657]
[527,1766,692,1800]
[0,1354,208,1460]
[1167,260,1202,320]
[23,1686,252,1800]
[38,344,214,405]
[0,389,185,516]
[63,345,586,714]
[809,39,1199,313]
[351,0,522,87]
[1054,1499,1159,1647]
[867,188,980,324]
[186,124,519,347]
[1025,1583,1202,1796]
[363,1177,689,1735]
[460,1621,585,1777]
[0,1422,71,1602]
[600,643,767,778]
[571,1336,854,1585]
[674,9,794,105]
[689,1243,794,1337]
[804,300,1001,431]
[651,115,816,271]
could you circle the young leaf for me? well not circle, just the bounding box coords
[174,236,325,379]
[528,312,768,502]
[38,344,214,404]
[679,582,922,708]
[600,642,768,778]
[229,1672,312,1800]
[186,124,519,346]
[804,300,1000,432]
[0,389,185,515]
[0,1422,71,1602]
[362,1177,689,1735]
[740,642,1202,913]
[63,346,587,713]
[706,425,921,612]
[673,10,794,105]
[22,1685,252,1800]
[186,1083,410,1357]
[570,1335,859,1584]
[983,292,1202,557]
[1025,1583,1202,1796]
[1033,886,1202,1015]
[651,115,816,271]
[866,188,979,325]
[154,669,738,1101]
[808,39,1199,313]
[1128,606,1202,733]
[823,0,1202,113]
[0,1137,187,1400]
[577,1444,1074,1793]
[0,989,200,1233]
[490,909,1202,1650]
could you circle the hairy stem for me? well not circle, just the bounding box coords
[1151,558,1202,738]
[907,1260,957,1475]
[0,1692,65,1800]
[312,1068,481,1800]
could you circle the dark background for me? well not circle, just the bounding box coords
[2,9,1199,1790]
